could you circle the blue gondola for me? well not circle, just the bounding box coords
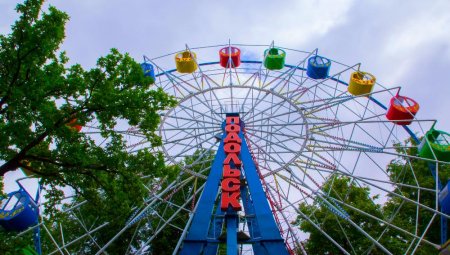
[140,62,155,79]
[306,55,331,79]
[0,189,38,232]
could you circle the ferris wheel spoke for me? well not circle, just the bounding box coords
[301,85,372,121]
[266,182,352,255]
[83,125,151,140]
[183,144,218,170]
[185,45,228,112]
[273,70,306,97]
[262,48,317,91]
[83,129,147,139]
[93,176,193,255]
[329,166,447,219]
[296,76,347,104]
[162,111,218,135]
[150,57,202,96]
[125,138,150,152]
[263,180,308,255]
[245,133,291,165]
[302,95,352,113]
[246,122,306,128]
[309,114,386,135]
[156,72,189,98]
[133,183,205,254]
[245,127,305,142]
[309,138,383,152]
[241,89,271,119]
[274,170,366,254]
[155,195,192,216]
[164,112,219,126]
[69,213,105,252]
[310,141,447,164]
[294,157,336,175]
[281,171,395,254]
[243,95,294,123]
[164,127,219,150]
[329,196,440,249]
[245,120,306,136]
[246,127,306,149]
[178,101,222,123]
[318,198,394,254]
[241,71,260,87]
[168,140,217,163]
[192,75,227,116]
[311,130,385,150]
[47,223,110,255]
[153,210,185,232]
[163,127,219,145]
[291,63,360,103]
[239,76,259,112]
[305,163,433,193]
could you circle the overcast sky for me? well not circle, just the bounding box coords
[2,0,449,131]
[1,0,450,132]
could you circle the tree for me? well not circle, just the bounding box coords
[295,138,450,254]
[0,0,176,253]
[150,149,214,255]
[295,176,396,254]
[382,138,450,254]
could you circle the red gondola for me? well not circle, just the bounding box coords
[386,94,419,125]
[219,46,241,68]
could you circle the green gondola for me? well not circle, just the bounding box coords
[264,47,286,70]
[418,126,450,162]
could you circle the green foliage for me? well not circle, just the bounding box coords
[150,149,214,254]
[0,176,4,198]
[382,138,450,254]
[296,176,392,254]
[0,225,37,255]
[0,0,176,254]
[296,138,450,254]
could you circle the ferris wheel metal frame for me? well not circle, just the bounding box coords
[2,42,450,255]
[127,42,448,255]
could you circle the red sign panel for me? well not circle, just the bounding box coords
[221,116,242,211]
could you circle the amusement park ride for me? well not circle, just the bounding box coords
[2,42,450,254]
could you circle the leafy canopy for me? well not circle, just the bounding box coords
[0,0,176,253]
[296,138,450,254]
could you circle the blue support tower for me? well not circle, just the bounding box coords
[178,114,289,255]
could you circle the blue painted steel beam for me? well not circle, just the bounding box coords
[239,133,290,255]
[226,213,238,255]
[179,136,226,255]
[204,205,225,255]
[241,183,270,255]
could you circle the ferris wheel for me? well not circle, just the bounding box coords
[2,42,450,255]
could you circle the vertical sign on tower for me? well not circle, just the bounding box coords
[221,116,242,211]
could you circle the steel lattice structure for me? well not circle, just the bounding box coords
[3,43,450,255]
